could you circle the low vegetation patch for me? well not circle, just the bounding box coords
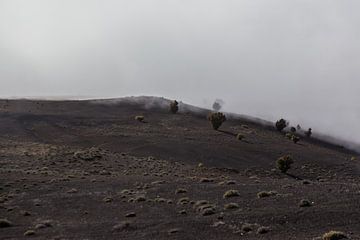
[223,190,240,199]
[257,226,270,234]
[113,221,133,231]
[276,155,294,173]
[322,231,348,240]
[24,230,36,236]
[208,112,226,130]
[0,219,12,228]
[299,199,312,207]
[275,118,288,131]
[224,203,239,210]
[135,115,145,122]
[236,133,245,141]
[305,128,312,137]
[241,223,253,232]
[292,135,300,144]
[175,188,187,194]
[198,204,216,216]
[177,197,190,205]
[170,100,179,114]
[257,191,277,198]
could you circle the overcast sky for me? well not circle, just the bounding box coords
[0,0,359,146]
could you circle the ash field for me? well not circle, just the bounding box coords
[0,97,359,240]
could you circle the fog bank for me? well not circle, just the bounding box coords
[0,0,359,149]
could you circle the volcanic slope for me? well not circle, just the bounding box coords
[0,97,359,240]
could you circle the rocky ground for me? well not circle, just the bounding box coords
[0,97,359,239]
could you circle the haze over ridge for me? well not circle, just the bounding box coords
[0,0,359,148]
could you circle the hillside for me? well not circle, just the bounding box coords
[0,97,359,240]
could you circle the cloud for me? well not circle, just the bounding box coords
[0,0,359,148]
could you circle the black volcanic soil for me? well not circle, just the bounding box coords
[0,97,359,240]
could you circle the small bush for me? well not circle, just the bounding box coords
[275,118,288,131]
[24,230,36,236]
[257,191,277,198]
[299,199,312,207]
[177,197,190,205]
[170,100,179,114]
[198,204,216,216]
[236,133,244,141]
[208,112,226,130]
[285,133,293,139]
[175,188,187,194]
[292,135,300,144]
[224,203,239,210]
[223,190,240,199]
[290,127,296,133]
[257,226,270,234]
[0,219,12,228]
[305,128,312,137]
[322,231,348,240]
[276,155,293,173]
[241,223,253,232]
[135,116,145,122]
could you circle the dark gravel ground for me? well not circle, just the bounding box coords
[0,97,359,240]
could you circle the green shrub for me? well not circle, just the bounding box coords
[292,135,300,144]
[276,155,293,173]
[275,119,288,131]
[208,112,226,130]
[170,100,179,114]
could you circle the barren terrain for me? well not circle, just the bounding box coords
[0,97,359,240]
